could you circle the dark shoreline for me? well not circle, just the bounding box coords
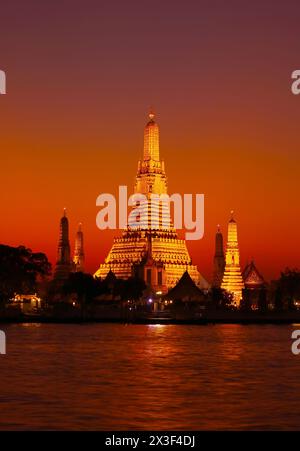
[1,314,300,325]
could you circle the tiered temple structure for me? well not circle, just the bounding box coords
[212,225,225,288]
[221,211,244,304]
[54,209,71,280]
[73,223,85,272]
[94,112,207,293]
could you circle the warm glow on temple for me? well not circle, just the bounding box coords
[94,112,208,292]
[73,223,85,272]
[221,211,244,304]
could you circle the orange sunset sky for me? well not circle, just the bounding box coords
[0,0,299,282]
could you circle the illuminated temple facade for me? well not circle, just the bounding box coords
[73,223,85,272]
[94,113,207,293]
[221,212,245,304]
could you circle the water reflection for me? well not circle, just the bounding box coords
[215,325,247,361]
[0,323,299,430]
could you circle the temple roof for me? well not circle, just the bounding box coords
[243,261,266,288]
[164,271,204,301]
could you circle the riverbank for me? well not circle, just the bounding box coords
[1,310,300,325]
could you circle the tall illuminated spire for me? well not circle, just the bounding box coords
[135,111,168,205]
[212,225,225,288]
[143,111,160,161]
[221,211,244,304]
[54,209,71,280]
[134,112,169,228]
[94,111,208,293]
[73,223,85,272]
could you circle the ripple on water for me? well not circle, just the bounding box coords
[0,323,299,430]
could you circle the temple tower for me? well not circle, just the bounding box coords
[94,112,208,292]
[135,112,167,197]
[54,209,71,280]
[212,225,225,288]
[73,223,85,272]
[142,112,160,162]
[221,211,244,304]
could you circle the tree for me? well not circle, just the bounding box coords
[240,289,251,311]
[63,272,101,303]
[98,272,146,301]
[61,272,105,318]
[210,287,222,309]
[0,244,51,303]
[209,287,233,310]
[278,268,300,310]
[119,276,146,301]
[258,289,268,313]
[274,287,283,311]
[220,290,234,309]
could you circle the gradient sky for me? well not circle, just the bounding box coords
[0,0,299,282]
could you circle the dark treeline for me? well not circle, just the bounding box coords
[0,244,51,304]
[1,244,300,314]
[50,271,147,304]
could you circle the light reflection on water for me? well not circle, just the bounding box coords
[0,323,299,430]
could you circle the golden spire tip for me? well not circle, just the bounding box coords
[149,107,155,121]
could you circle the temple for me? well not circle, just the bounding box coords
[94,112,208,293]
[73,223,85,272]
[242,261,267,310]
[243,261,266,290]
[221,211,244,304]
[212,225,225,288]
[54,209,71,280]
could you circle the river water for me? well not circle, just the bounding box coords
[0,323,299,430]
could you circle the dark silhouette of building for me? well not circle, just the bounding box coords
[212,225,225,288]
[165,271,205,303]
[54,209,71,280]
